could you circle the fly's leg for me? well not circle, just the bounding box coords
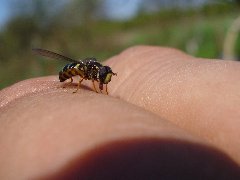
[99,83,103,94]
[92,80,98,93]
[105,84,108,95]
[63,77,73,88]
[73,77,84,93]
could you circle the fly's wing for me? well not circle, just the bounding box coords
[32,48,83,64]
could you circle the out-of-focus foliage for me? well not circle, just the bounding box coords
[0,0,239,88]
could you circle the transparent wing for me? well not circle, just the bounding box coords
[32,48,82,64]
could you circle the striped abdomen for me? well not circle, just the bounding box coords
[59,63,85,82]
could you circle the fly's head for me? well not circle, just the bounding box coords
[98,66,117,90]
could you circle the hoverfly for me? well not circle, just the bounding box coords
[32,48,117,94]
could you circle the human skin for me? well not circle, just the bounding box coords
[0,46,240,179]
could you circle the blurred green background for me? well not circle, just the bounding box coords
[0,0,240,89]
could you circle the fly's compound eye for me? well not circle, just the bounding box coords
[99,66,107,78]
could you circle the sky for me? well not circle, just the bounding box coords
[0,0,11,27]
[103,0,142,20]
[0,0,143,27]
[0,0,211,28]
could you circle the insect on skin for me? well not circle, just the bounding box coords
[32,48,117,95]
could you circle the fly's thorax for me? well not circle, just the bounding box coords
[84,59,102,80]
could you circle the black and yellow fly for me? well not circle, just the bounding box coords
[32,48,117,94]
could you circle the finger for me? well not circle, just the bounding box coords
[0,85,239,179]
[106,45,240,165]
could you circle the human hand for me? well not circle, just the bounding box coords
[0,46,240,179]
